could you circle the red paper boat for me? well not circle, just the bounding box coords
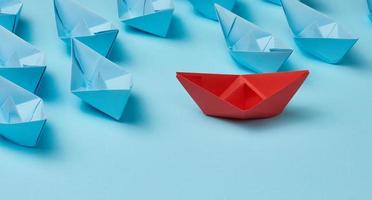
[176,70,309,119]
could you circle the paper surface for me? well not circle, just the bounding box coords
[189,0,235,20]
[177,70,309,119]
[215,4,293,73]
[71,39,133,120]
[0,26,46,93]
[53,0,118,56]
[281,0,358,63]
[0,76,46,147]
[118,0,174,37]
[265,0,281,5]
[368,0,372,20]
[0,0,22,32]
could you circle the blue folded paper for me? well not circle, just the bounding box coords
[0,76,46,147]
[0,26,46,93]
[281,0,358,63]
[0,0,22,32]
[215,4,293,73]
[265,0,281,5]
[118,0,174,37]
[53,0,119,56]
[189,0,235,20]
[368,0,372,21]
[71,39,133,120]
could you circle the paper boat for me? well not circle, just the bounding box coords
[368,0,372,21]
[189,0,235,20]
[265,0,281,5]
[71,39,133,120]
[0,26,46,93]
[281,0,358,63]
[0,0,22,32]
[0,76,46,147]
[53,0,119,56]
[176,70,309,119]
[215,4,293,73]
[118,0,174,37]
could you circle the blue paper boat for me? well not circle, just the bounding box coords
[0,0,22,32]
[265,0,281,5]
[53,0,119,56]
[0,26,46,93]
[71,39,133,120]
[368,0,372,21]
[189,0,235,20]
[215,4,293,73]
[118,0,174,37]
[0,76,46,147]
[281,0,358,63]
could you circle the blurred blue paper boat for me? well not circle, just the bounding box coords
[0,0,22,32]
[0,26,46,93]
[71,39,133,120]
[0,76,46,147]
[281,0,358,63]
[368,0,372,21]
[53,0,118,56]
[189,0,235,20]
[215,4,293,73]
[265,0,281,5]
[118,0,174,37]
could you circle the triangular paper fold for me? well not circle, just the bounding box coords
[0,76,46,147]
[71,39,133,120]
[0,0,22,32]
[0,26,46,93]
[281,0,357,63]
[53,0,118,56]
[118,0,174,37]
[215,4,293,73]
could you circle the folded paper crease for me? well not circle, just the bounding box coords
[53,0,118,56]
[71,39,133,120]
[0,76,46,147]
[281,0,357,63]
[215,4,293,73]
[0,26,46,93]
[118,0,174,37]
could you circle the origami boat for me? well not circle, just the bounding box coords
[118,0,174,37]
[215,4,293,73]
[281,0,358,63]
[0,0,22,32]
[71,39,133,120]
[0,76,46,147]
[53,0,118,56]
[368,0,372,21]
[0,26,46,93]
[189,0,235,20]
[176,70,309,119]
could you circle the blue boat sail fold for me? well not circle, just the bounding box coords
[0,0,22,32]
[0,76,46,147]
[0,26,46,93]
[53,0,118,56]
[118,0,174,37]
[281,0,358,63]
[71,39,133,120]
[215,4,293,73]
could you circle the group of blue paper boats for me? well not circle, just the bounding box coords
[0,0,371,147]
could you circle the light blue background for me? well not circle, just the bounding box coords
[1,0,372,199]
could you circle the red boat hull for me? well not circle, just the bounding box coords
[176,70,309,119]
